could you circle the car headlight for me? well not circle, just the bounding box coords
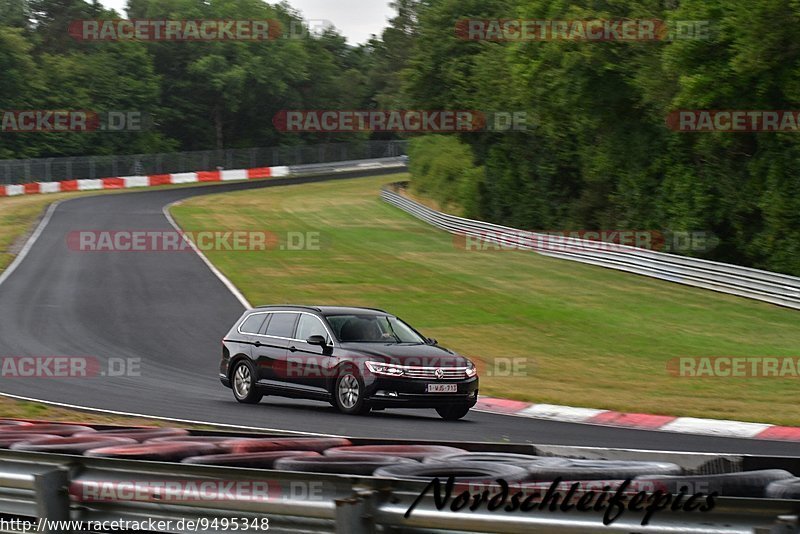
[365,361,405,376]
[465,362,478,378]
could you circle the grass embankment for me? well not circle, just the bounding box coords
[0,193,69,271]
[170,174,800,426]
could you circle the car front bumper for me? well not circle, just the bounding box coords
[364,376,479,408]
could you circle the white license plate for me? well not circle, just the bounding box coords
[426,383,457,393]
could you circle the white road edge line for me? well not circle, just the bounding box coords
[0,392,344,438]
[162,200,252,310]
[0,200,63,289]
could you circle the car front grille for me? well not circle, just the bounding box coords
[401,367,468,380]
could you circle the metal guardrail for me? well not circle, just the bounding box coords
[288,156,408,176]
[380,184,800,310]
[0,141,408,184]
[0,438,798,533]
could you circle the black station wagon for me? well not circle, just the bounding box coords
[220,305,479,420]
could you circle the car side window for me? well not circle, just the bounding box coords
[239,313,266,334]
[296,314,328,342]
[264,313,299,338]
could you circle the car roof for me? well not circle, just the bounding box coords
[252,305,389,316]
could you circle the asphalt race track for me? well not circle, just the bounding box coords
[0,170,796,455]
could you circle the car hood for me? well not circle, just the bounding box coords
[339,343,471,367]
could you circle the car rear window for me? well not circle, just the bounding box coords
[239,314,266,334]
[264,313,299,338]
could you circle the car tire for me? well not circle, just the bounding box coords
[333,371,370,415]
[0,424,95,436]
[373,461,529,483]
[436,405,471,421]
[274,454,417,476]
[0,433,61,448]
[324,444,467,461]
[146,436,235,446]
[231,360,263,404]
[75,427,190,442]
[766,477,800,499]
[11,436,138,454]
[84,442,219,462]
[0,420,31,426]
[636,469,795,498]
[424,452,539,464]
[182,450,321,468]
[223,437,352,454]
[525,458,682,481]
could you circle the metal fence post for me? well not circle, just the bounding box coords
[335,490,375,534]
[34,467,71,532]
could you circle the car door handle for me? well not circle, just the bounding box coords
[288,346,297,352]
[254,341,262,347]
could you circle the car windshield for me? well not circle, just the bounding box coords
[326,315,426,343]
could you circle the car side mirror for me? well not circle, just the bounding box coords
[427,337,438,345]
[307,335,328,346]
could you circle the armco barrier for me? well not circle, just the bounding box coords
[0,141,409,184]
[0,166,290,197]
[0,421,798,533]
[381,184,800,310]
[0,157,409,198]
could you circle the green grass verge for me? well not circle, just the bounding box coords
[171,174,800,426]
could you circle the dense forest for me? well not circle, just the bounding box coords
[1,0,799,275]
[0,0,402,157]
[402,0,800,276]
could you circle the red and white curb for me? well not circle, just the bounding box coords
[475,398,800,441]
[0,166,291,197]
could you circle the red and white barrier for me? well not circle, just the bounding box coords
[0,166,289,198]
[475,398,800,441]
